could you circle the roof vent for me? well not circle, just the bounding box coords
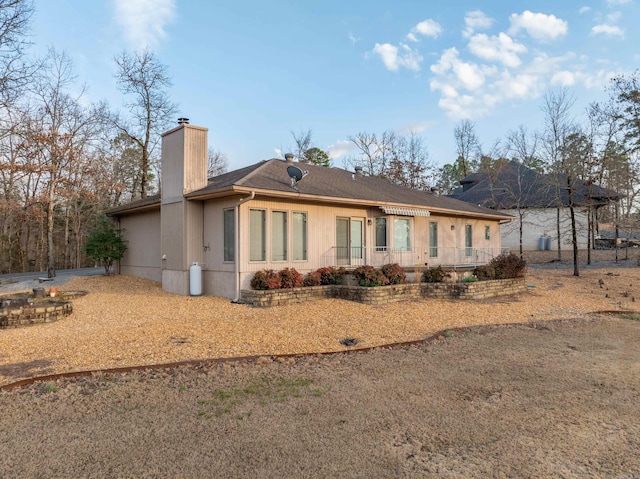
[284,153,294,163]
[430,187,440,196]
[177,117,190,125]
[354,166,363,175]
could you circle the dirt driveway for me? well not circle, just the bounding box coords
[2,316,640,478]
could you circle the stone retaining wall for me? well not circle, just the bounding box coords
[241,278,526,307]
[0,301,73,329]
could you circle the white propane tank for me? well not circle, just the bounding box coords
[189,262,202,296]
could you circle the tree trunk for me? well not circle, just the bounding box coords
[46,174,56,278]
[556,207,562,261]
[587,206,591,265]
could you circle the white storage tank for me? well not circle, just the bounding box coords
[189,262,202,296]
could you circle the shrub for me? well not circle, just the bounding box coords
[461,274,478,283]
[489,253,526,279]
[352,265,389,287]
[421,265,448,283]
[473,265,495,281]
[250,269,281,290]
[84,214,127,276]
[303,271,322,287]
[316,266,345,285]
[279,268,303,288]
[380,263,407,285]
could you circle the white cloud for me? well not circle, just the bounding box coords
[327,140,356,159]
[114,0,176,49]
[273,148,283,158]
[431,47,492,91]
[607,11,622,22]
[591,24,624,36]
[372,42,423,71]
[468,32,527,68]
[551,71,576,86]
[398,121,435,134]
[348,31,359,45]
[463,10,494,38]
[508,11,568,42]
[579,6,591,14]
[407,19,442,42]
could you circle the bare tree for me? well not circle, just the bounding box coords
[113,48,177,198]
[541,89,577,268]
[386,132,435,190]
[454,120,481,177]
[502,126,542,256]
[207,147,228,177]
[0,0,35,106]
[27,49,102,277]
[291,129,313,163]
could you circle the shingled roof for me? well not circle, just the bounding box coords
[109,159,513,220]
[450,161,622,209]
[184,159,511,220]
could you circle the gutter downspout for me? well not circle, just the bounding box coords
[232,191,255,303]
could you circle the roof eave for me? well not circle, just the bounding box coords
[186,185,513,221]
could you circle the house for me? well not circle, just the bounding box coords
[107,123,513,300]
[450,161,622,252]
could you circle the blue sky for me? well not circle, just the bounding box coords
[31,0,639,172]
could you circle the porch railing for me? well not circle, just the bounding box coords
[325,246,507,269]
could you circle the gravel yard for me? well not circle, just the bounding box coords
[2,257,640,478]
[1,260,639,387]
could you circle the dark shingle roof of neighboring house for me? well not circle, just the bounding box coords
[450,161,623,210]
[109,159,512,220]
[185,159,511,219]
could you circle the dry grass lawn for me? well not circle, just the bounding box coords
[2,260,640,477]
[1,264,640,386]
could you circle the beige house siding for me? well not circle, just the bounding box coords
[118,210,162,282]
[501,207,588,251]
[196,197,506,293]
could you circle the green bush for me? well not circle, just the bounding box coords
[489,253,526,279]
[461,274,478,283]
[352,265,389,287]
[380,263,407,284]
[316,266,345,285]
[250,269,281,290]
[421,265,448,283]
[84,214,127,275]
[279,268,303,288]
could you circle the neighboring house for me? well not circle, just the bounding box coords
[108,123,512,300]
[450,161,622,252]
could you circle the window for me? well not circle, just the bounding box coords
[271,211,287,261]
[250,209,266,261]
[375,217,387,251]
[292,212,307,261]
[223,209,235,262]
[485,225,490,240]
[429,222,438,258]
[465,224,473,256]
[394,218,410,252]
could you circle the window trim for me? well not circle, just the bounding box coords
[292,211,308,262]
[375,217,387,252]
[223,208,235,263]
[271,210,288,262]
[249,208,267,262]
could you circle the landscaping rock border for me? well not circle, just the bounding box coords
[241,278,526,307]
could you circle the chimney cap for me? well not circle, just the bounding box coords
[284,153,294,163]
[354,166,364,175]
[177,117,190,125]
